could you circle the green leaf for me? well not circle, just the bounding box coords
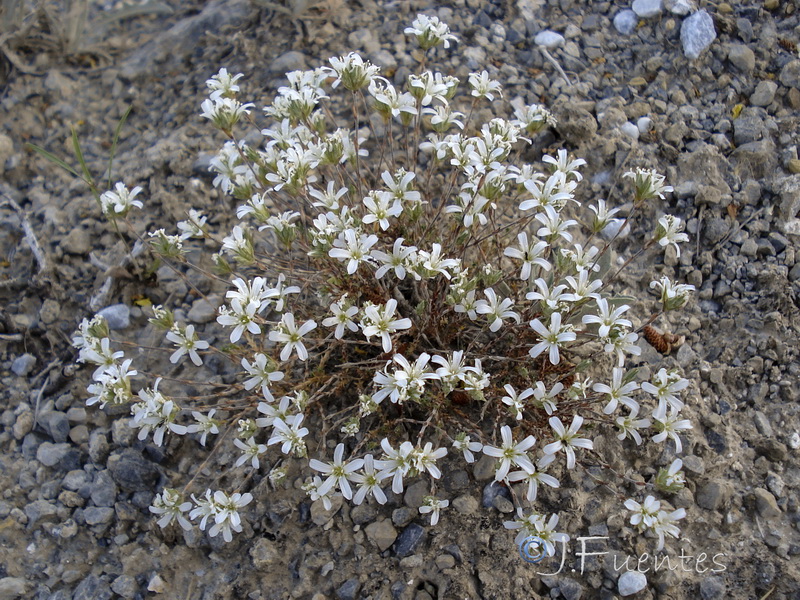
[622,367,639,385]
[71,126,95,188]
[107,105,132,189]
[26,143,81,178]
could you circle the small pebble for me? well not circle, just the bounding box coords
[681,10,716,59]
[97,303,131,330]
[534,30,565,49]
[632,0,662,18]
[11,354,36,376]
[618,571,647,596]
[613,10,638,35]
[621,122,640,140]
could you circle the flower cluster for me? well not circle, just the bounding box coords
[69,15,697,554]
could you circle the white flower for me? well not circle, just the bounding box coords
[309,443,365,500]
[469,70,502,100]
[267,414,309,456]
[422,104,465,132]
[507,456,560,502]
[130,378,187,447]
[410,442,448,479]
[501,384,534,421]
[322,297,359,340]
[309,181,349,211]
[200,97,254,131]
[651,405,692,453]
[624,495,661,530]
[165,324,209,366]
[269,312,317,361]
[529,312,576,365]
[653,507,686,551]
[206,67,243,100]
[452,433,483,463]
[419,243,460,279]
[361,299,413,353]
[404,14,458,50]
[382,169,421,204]
[592,367,640,415]
[582,298,632,339]
[475,288,520,332]
[650,276,695,311]
[535,204,577,242]
[530,380,563,415]
[187,409,220,446]
[202,490,252,543]
[378,438,415,494]
[482,424,536,481]
[351,454,390,505]
[543,415,593,469]
[526,278,569,310]
[419,496,449,526]
[241,353,285,401]
[563,269,602,303]
[150,488,193,531]
[100,182,143,217]
[504,233,550,280]
[615,407,651,445]
[504,509,569,557]
[655,215,690,257]
[329,229,378,274]
[234,436,267,469]
[327,52,380,91]
[624,168,673,202]
[641,368,689,413]
[371,238,418,280]
[362,191,402,230]
[542,149,585,182]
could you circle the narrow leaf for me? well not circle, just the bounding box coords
[71,127,94,187]
[26,143,81,178]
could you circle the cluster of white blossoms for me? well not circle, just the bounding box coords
[71,14,697,551]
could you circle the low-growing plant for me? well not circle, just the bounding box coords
[68,15,696,557]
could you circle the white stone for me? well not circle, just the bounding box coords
[790,432,800,450]
[632,0,663,18]
[621,122,640,140]
[681,10,716,59]
[534,30,565,49]
[665,0,695,15]
[618,571,648,596]
[97,303,131,330]
[637,116,653,133]
[782,218,800,237]
[613,10,638,35]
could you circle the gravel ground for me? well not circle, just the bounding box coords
[1,0,799,599]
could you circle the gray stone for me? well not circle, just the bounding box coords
[73,574,112,600]
[10,354,36,376]
[699,576,726,599]
[187,297,220,324]
[83,506,115,525]
[111,574,138,599]
[753,488,781,519]
[365,519,397,551]
[731,140,777,180]
[271,51,308,74]
[472,454,496,481]
[350,502,377,525]
[336,579,360,600]
[90,470,118,507]
[558,578,584,600]
[753,411,773,437]
[733,114,763,145]
[696,480,731,510]
[310,494,342,526]
[481,481,511,509]
[43,411,70,443]
[61,227,91,254]
[404,480,427,508]
[750,81,777,107]
[23,499,58,528]
[775,175,800,219]
[107,450,160,492]
[632,0,662,18]
[370,49,397,73]
[36,442,71,467]
[119,0,252,80]
[0,577,27,599]
[62,469,89,491]
[727,44,755,72]
[681,10,716,59]
[393,523,425,557]
[613,10,638,35]
[451,494,479,515]
[740,238,758,257]
[97,303,130,330]
[703,217,729,245]
[555,102,598,145]
[391,506,415,528]
[442,468,469,492]
[534,30,564,49]
[618,571,647,596]
[779,60,800,89]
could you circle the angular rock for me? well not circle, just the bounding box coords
[696,480,731,510]
[632,0,662,18]
[555,102,598,145]
[699,575,726,599]
[73,574,112,600]
[750,81,777,107]
[83,506,115,525]
[97,304,130,330]
[336,579,360,600]
[90,470,118,507]
[0,577,27,599]
[681,10,716,59]
[270,51,308,74]
[730,140,777,180]
[779,60,800,89]
[753,488,781,519]
[365,519,397,552]
[665,0,694,15]
[107,450,160,492]
[393,523,425,557]
[10,354,36,377]
[727,44,755,72]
